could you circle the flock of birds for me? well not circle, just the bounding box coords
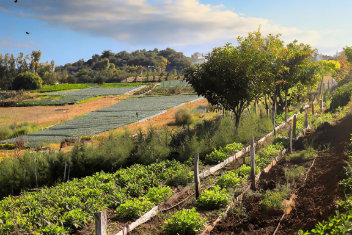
[13,0,30,34]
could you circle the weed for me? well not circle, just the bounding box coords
[163,208,206,235]
[261,185,291,211]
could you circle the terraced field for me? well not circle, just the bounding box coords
[6,95,200,146]
[17,86,143,106]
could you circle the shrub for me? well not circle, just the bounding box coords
[330,83,352,112]
[204,148,228,165]
[175,109,193,127]
[115,198,154,219]
[0,143,15,150]
[223,142,243,154]
[145,186,173,204]
[61,208,89,232]
[216,171,244,188]
[166,169,193,187]
[163,208,206,235]
[197,186,231,210]
[13,72,43,90]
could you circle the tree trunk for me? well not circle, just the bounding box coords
[285,91,288,122]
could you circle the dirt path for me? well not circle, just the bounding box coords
[212,113,352,234]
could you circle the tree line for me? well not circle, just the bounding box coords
[185,30,349,131]
[0,48,192,90]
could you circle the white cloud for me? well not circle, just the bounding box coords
[1,0,344,54]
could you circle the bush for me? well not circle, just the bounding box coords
[204,148,229,165]
[223,142,243,154]
[163,208,206,235]
[115,198,154,219]
[197,186,231,210]
[330,82,352,112]
[166,168,193,186]
[175,109,193,126]
[145,186,173,204]
[216,171,244,188]
[12,72,43,90]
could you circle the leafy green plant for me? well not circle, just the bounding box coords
[115,198,154,219]
[197,186,231,210]
[285,166,306,185]
[163,208,206,235]
[145,186,173,204]
[204,148,229,165]
[216,171,244,188]
[166,169,193,187]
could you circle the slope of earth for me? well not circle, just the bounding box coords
[211,112,352,235]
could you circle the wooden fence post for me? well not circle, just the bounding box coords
[320,95,324,112]
[63,161,67,182]
[194,153,201,199]
[292,115,297,139]
[250,136,256,191]
[289,123,293,154]
[311,99,314,115]
[305,108,309,129]
[95,211,107,235]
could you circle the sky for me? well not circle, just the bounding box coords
[0,0,351,65]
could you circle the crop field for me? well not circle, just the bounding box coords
[17,86,143,106]
[6,94,199,146]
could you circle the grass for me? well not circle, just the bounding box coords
[285,148,316,162]
[0,122,41,141]
[100,82,148,88]
[35,83,96,92]
[261,185,291,211]
[285,166,306,185]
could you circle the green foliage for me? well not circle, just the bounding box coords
[145,186,173,204]
[163,208,206,235]
[261,185,291,211]
[175,109,193,126]
[256,143,283,169]
[216,171,244,188]
[0,143,15,150]
[330,82,352,112]
[36,83,95,92]
[197,186,231,210]
[166,168,193,187]
[0,122,40,141]
[115,198,154,219]
[285,148,316,162]
[285,166,306,185]
[13,72,43,90]
[204,148,229,165]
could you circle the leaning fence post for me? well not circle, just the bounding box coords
[250,136,256,191]
[289,123,293,154]
[292,115,297,139]
[95,211,107,235]
[194,153,201,199]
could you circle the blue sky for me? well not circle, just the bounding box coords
[1,0,351,65]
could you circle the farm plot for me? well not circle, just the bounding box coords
[17,86,143,106]
[6,95,200,146]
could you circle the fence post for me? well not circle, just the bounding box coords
[292,115,297,139]
[250,136,256,191]
[311,99,314,115]
[95,211,107,235]
[194,153,201,199]
[320,95,324,112]
[289,123,293,154]
[63,161,67,182]
[305,108,309,129]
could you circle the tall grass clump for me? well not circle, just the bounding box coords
[0,122,40,141]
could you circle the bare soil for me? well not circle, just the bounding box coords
[211,113,352,234]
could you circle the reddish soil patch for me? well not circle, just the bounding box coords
[211,113,352,234]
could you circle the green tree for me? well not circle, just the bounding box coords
[12,71,43,90]
[344,46,352,64]
[185,38,268,131]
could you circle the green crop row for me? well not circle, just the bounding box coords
[0,160,190,234]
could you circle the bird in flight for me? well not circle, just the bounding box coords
[26,32,30,34]
[14,0,17,3]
